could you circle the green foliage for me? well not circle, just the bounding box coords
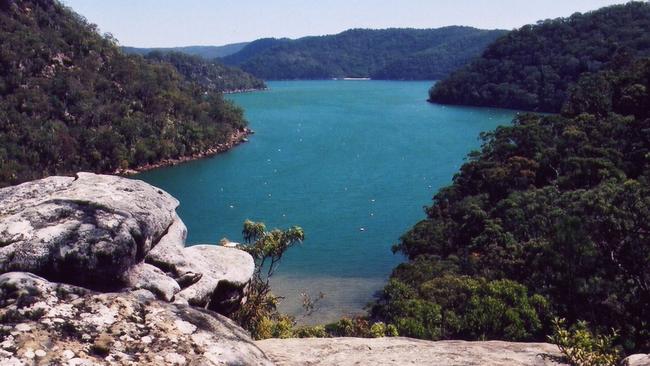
[232,220,304,339]
[293,324,329,338]
[379,57,650,353]
[373,276,549,341]
[430,2,650,112]
[549,318,621,366]
[370,322,387,338]
[145,51,265,92]
[228,221,401,341]
[122,42,250,59]
[255,314,296,340]
[0,0,247,187]
[369,321,399,338]
[287,318,399,339]
[222,27,506,80]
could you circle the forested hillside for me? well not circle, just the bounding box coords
[375,57,650,354]
[221,27,507,80]
[122,42,249,59]
[429,2,650,112]
[0,0,247,187]
[144,51,266,92]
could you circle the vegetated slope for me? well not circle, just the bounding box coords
[221,27,507,80]
[144,51,266,92]
[0,0,247,187]
[429,2,650,112]
[221,38,291,66]
[122,42,249,58]
[374,57,650,354]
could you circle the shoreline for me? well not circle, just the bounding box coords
[115,127,253,176]
[222,87,268,94]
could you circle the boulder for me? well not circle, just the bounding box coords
[0,173,255,310]
[147,244,255,315]
[0,173,179,289]
[625,354,650,366]
[0,272,273,365]
[256,337,567,366]
[123,263,180,302]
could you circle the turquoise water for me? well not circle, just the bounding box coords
[136,80,517,322]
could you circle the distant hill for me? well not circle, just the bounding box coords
[122,42,249,59]
[145,51,266,92]
[429,2,650,112]
[221,27,507,80]
[0,0,247,187]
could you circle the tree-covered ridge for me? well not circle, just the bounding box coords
[122,42,250,59]
[221,27,507,80]
[429,2,650,112]
[374,58,650,353]
[0,0,247,187]
[144,51,266,93]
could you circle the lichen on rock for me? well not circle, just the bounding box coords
[0,173,265,365]
[0,272,272,365]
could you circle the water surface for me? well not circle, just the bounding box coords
[136,80,517,323]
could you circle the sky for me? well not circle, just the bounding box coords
[62,0,630,48]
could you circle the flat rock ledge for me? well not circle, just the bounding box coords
[256,337,568,366]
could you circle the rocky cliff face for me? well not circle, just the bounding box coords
[0,173,268,365]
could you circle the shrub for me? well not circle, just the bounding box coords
[293,325,329,338]
[374,275,549,341]
[549,318,621,366]
[370,322,387,338]
[231,220,304,340]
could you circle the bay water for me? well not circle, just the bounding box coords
[136,80,517,323]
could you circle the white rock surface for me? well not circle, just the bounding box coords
[177,245,254,312]
[0,173,255,310]
[256,337,568,366]
[625,354,650,366]
[0,173,178,288]
[0,272,272,365]
[124,262,180,301]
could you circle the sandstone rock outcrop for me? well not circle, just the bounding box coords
[256,337,567,366]
[625,354,650,366]
[0,173,178,289]
[0,173,265,365]
[0,173,254,312]
[0,272,272,365]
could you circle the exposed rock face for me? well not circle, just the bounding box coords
[625,354,650,366]
[0,272,272,365]
[0,173,264,365]
[0,173,255,313]
[0,173,178,289]
[123,263,180,302]
[256,337,567,366]
[148,244,254,314]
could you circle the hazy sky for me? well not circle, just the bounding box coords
[62,0,630,47]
